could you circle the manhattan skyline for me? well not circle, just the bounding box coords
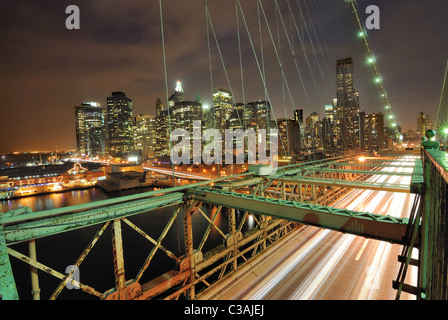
[0,0,447,152]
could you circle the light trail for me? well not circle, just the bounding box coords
[245,229,332,300]
[64,157,212,180]
[142,166,211,180]
[204,155,419,300]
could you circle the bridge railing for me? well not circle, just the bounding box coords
[419,149,448,300]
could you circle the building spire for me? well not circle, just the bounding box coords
[175,80,183,93]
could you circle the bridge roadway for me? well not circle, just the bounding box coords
[198,156,419,300]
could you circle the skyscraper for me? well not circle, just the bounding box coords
[325,105,335,123]
[155,100,170,158]
[251,100,271,131]
[277,117,301,163]
[74,102,106,157]
[134,114,156,158]
[417,112,433,136]
[155,98,163,115]
[365,113,384,151]
[335,57,361,150]
[106,92,134,158]
[305,112,321,151]
[156,82,203,159]
[213,87,233,131]
[294,109,304,128]
[169,81,184,107]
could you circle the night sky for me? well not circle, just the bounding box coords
[0,0,447,152]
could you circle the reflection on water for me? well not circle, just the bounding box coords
[1,187,113,213]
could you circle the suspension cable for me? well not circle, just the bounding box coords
[158,0,176,187]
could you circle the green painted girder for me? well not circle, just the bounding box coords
[269,176,411,193]
[215,176,263,189]
[314,168,413,176]
[186,187,414,246]
[2,192,184,245]
[0,225,19,300]
[333,162,416,168]
[362,157,419,162]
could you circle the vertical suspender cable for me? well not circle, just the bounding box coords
[158,0,176,187]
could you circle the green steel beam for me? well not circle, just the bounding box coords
[2,192,184,245]
[186,187,413,246]
[361,157,419,162]
[333,162,416,168]
[270,177,411,193]
[0,225,19,300]
[215,177,263,190]
[315,168,413,176]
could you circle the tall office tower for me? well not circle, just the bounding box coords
[171,100,202,133]
[155,109,170,158]
[335,57,361,150]
[321,117,336,156]
[417,112,425,135]
[247,100,271,131]
[365,113,384,151]
[294,109,304,127]
[425,115,433,131]
[157,83,203,160]
[228,108,243,130]
[232,103,255,130]
[358,111,366,151]
[202,104,215,130]
[74,102,106,157]
[134,114,157,158]
[293,109,304,146]
[106,92,134,158]
[213,87,233,131]
[277,117,301,163]
[325,105,335,123]
[169,81,184,107]
[322,105,336,155]
[305,112,321,150]
[155,98,173,158]
[155,98,163,115]
[417,112,433,135]
[172,100,203,161]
